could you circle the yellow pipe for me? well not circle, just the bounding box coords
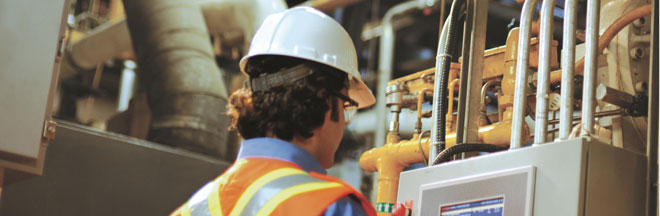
[498,28,532,144]
[446,79,460,132]
[499,28,520,121]
[108,0,125,22]
[359,120,523,215]
[417,89,433,119]
[448,63,458,84]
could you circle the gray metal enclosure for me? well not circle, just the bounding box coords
[398,137,648,216]
[0,121,231,216]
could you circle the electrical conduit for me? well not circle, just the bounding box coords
[533,0,556,144]
[429,0,466,165]
[558,0,579,140]
[510,0,538,149]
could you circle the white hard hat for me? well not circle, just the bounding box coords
[239,6,376,109]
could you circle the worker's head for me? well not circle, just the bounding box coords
[229,55,351,137]
[227,6,375,168]
[228,55,354,167]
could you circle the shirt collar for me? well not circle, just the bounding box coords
[236,137,327,174]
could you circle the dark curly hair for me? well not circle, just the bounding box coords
[227,55,348,141]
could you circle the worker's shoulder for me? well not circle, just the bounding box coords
[323,195,368,216]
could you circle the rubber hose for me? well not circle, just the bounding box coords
[432,143,507,165]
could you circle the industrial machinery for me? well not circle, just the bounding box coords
[360,0,657,215]
[0,1,234,215]
[398,136,646,215]
[0,0,656,215]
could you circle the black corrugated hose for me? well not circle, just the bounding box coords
[434,0,466,153]
[432,143,507,165]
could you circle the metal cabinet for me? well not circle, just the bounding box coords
[0,0,69,181]
[398,138,647,216]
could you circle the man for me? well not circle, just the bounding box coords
[171,7,377,216]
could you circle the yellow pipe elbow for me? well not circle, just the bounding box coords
[359,137,431,173]
[359,137,431,214]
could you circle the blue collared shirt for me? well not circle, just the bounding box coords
[237,137,367,216]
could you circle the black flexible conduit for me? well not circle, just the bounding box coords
[432,143,507,165]
[433,0,467,154]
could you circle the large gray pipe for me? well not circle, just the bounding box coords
[375,0,425,149]
[533,0,556,144]
[510,0,538,149]
[122,0,229,157]
[61,0,286,80]
[558,0,578,140]
[581,0,600,135]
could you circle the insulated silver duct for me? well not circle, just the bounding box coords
[375,0,425,149]
[122,0,229,157]
[61,0,286,80]
[510,0,538,149]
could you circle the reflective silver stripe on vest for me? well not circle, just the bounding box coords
[191,199,210,216]
[188,181,216,216]
[238,173,324,216]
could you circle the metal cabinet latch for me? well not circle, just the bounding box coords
[42,120,57,140]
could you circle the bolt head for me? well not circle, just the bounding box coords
[633,17,646,28]
[630,47,645,60]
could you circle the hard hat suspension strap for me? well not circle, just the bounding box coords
[249,64,315,92]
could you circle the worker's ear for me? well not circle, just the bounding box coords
[329,95,339,122]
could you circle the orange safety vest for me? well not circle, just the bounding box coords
[171,158,377,216]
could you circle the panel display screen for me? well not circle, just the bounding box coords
[439,197,504,216]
